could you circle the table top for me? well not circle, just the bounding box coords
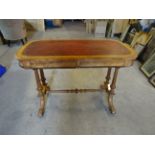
[16,39,137,68]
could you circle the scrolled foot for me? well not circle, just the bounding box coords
[38,95,45,117]
[108,94,116,114]
[38,108,45,117]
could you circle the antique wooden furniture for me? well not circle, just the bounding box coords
[16,39,137,117]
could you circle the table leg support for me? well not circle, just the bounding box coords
[104,67,112,92]
[39,69,50,94]
[33,67,119,116]
[107,67,119,114]
[38,95,45,117]
[34,69,49,117]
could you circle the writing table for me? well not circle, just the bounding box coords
[16,40,137,116]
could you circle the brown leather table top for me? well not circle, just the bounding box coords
[20,40,135,56]
[16,40,137,68]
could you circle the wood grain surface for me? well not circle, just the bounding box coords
[23,40,130,56]
[16,39,137,68]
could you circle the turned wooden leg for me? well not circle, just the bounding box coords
[104,67,112,92]
[39,69,50,93]
[38,95,45,117]
[108,67,119,114]
[34,69,46,117]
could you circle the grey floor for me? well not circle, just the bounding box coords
[0,21,155,134]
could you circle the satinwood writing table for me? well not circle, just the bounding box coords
[16,40,137,117]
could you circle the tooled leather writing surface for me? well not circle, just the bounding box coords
[23,40,131,57]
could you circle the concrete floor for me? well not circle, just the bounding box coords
[0,21,155,134]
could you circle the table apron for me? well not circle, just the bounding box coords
[19,59,134,69]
